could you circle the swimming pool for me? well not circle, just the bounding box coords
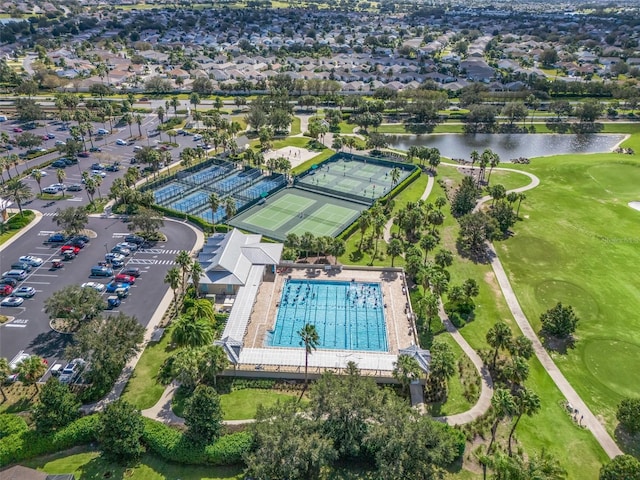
[268,279,388,352]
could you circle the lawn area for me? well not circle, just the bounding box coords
[0,210,35,246]
[121,325,177,410]
[218,388,301,420]
[485,169,535,192]
[24,447,243,479]
[492,151,640,446]
[431,173,609,477]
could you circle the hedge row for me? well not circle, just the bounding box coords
[142,418,251,465]
[0,414,99,466]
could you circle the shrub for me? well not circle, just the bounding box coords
[0,414,28,439]
[142,417,251,465]
[0,414,99,466]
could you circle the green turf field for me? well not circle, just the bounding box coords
[495,153,640,441]
[230,188,366,240]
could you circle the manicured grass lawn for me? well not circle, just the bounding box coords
[432,171,609,477]
[24,448,243,479]
[492,151,640,443]
[219,388,301,420]
[121,325,177,410]
[290,116,301,135]
[485,169,534,192]
[0,210,35,246]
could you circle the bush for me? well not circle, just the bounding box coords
[0,414,28,439]
[0,414,99,466]
[142,417,251,465]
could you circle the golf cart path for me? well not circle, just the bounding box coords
[383,171,435,242]
[441,162,621,457]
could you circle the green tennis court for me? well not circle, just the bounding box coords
[230,188,366,241]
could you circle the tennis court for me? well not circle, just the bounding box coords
[230,188,366,241]
[295,154,413,204]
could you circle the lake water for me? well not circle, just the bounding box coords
[387,133,626,161]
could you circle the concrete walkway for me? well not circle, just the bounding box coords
[488,244,622,458]
[434,301,494,425]
[383,171,435,242]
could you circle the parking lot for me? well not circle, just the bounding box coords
[0,215,197,372]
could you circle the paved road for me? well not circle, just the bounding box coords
[0,215,196,367]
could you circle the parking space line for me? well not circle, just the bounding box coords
[3,324,26,328]
[29,274,59,277]
[22,281,50,285]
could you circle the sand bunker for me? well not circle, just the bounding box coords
[629,202,640,212]
[263,147,317,168]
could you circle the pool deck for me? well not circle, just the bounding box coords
[244,265,416,357]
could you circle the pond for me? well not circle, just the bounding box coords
[387,133,626,161]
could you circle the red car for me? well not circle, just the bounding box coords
[78,151,90,158]
[0,284,13,296]
[13,127,23,133]
[115,273,135,284]
[61,245,81,255]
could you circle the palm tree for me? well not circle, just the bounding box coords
[504,355,530,392]
[487,151,500,184]
[56,169,66,198]
[2,179,32,215]
[390,166,401,186]
[171,315,214,348]
[298,323,320,399]
[135,114,143,137]
[488,388,516,453]
[190,92,201,113]
[208,192,221,232]
[486,321,513,371]
[387,238,403,267]
[0,357,10,402]
[164,267,181,316]
[175,250,192,295]
[187,297,215,323]
[170,96,180,116]
[190,261,204,297]
[392,354,422,394]
[31,170,43,195]
[508,388,541,456]
[17,355,47,397]
[223,197,236,226]
[328,237,346,265]
[516,193,526,217]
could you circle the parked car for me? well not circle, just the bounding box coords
[78,151,90,158]
[60,245,81,255]
[121,267,141,277]
[0,278,18,287]
[32,169,48,177]
[90,170,106,178]
[47,233,67,243]
[70,234,90,244]
[116,138,127,145]
[133,145,143,152]
[51,160,67,168]
[13,127,23,133]
[43,186,61,194]
[59,358,85,384]
[0,284,13,296]
[90,163,105,170]
[10,262,32,272]
[96,128,110,135]
[50,363,63,377]
[107,296,121,309]
[111,245,130,256]
[18,256,43,267]
[46,133,55,139]
[1,296,24,307]
[89,146,102,152]
[91,266,113,277]
[124,234,145,245]
[81,282,105,292]
[105,164,120,172]
[66,238,86,248]
[66,183,83,192]
[106,281,130,293]
[115,273,136,284]
[117,241,138,252]
[105,253,125,263]
[2,270,27,281]
[54,140,65,146]
[13,286,36,298]
[6,352,30,382]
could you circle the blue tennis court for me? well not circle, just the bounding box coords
[268,279,388,352]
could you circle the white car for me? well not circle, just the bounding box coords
[97,128,110,135]
[116,138,127,146]
[81,282,105,293]
[117,241,138,252]
[31,169,48,177]
[105,252,125,263]
[1,296,24,307]
[43,186,61,194]
[18,256,44,267]
[13,286,36,298]
[90,170,106,178]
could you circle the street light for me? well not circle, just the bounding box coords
[104,243,108,255]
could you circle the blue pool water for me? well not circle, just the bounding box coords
[269,280,388,352]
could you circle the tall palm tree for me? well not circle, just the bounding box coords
[17,355,47,397]
[508,388,541,456]
[390,166,401,186]
[2,179,32,215]
[56,169,66,198]
[298,323,320,399]
[164,266,181,316]
[187,298,215,323]
[190,262,205,297]
[488,388,516,453]
[392,354,422,393]
[486,151,500,184]
[31,170,43,194]
[135,114,143,137]
[175,250,192,295]
[486,322,513,371]
[171,315,214,348]
[208,192,221,232]
[224,196,236,226]
[516,193,526,218]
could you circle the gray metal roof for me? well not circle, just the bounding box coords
[220,265,265,344]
